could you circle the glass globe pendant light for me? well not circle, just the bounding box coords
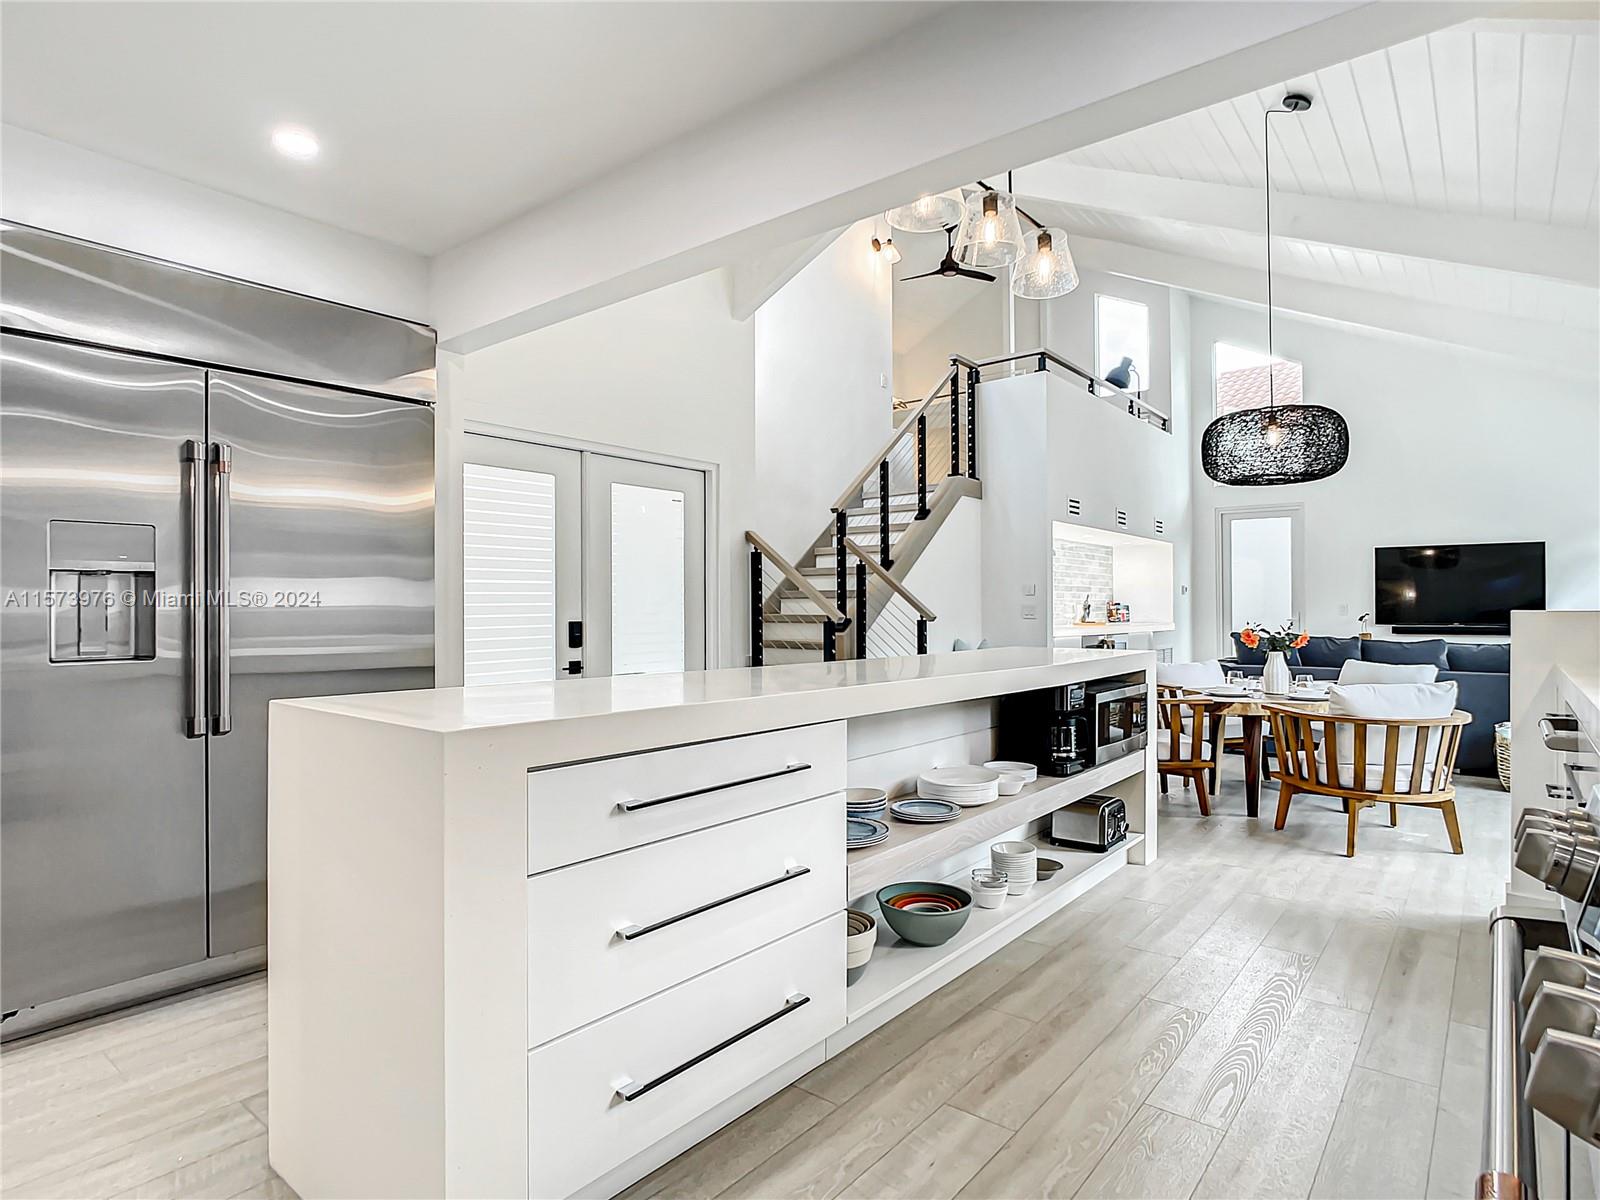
[884,189,965,234]
[1011,227,1079,299]
[954,188,1024,268]
[1201,94,1349,487]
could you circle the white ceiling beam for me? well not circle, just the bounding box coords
[1067,232,1597,371]
[432,1,1497,352]
[1016,161,1600,287]
[724,226,845,322]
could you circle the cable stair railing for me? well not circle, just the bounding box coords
[745,346,1162,666]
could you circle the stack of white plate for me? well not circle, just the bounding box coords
[990,841,1038,895]
[888,798,961,824]
[845,788,889,819]
[917,766,1000,807]
[846,816,889,849]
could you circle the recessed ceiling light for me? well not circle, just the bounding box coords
[271,125,320,162]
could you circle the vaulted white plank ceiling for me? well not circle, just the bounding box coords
[1016,16,1600,364]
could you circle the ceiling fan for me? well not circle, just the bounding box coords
[899,225,996,284]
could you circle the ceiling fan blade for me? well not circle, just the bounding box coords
[954,267,997,282]
[899,269,945,281]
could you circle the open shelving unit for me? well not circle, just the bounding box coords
[845,753,1143,898]
[837,831,1143,1042]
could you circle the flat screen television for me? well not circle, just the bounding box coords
[1374,542,1545,635]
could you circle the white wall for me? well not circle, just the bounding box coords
[894,284,1006,400]
[898,497,985,652]
[453,270,756,669]
[753,223,893,564]
[1188,297,1600,657]
[1,126,429,319]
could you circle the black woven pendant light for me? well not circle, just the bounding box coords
[1202,93,1349,486]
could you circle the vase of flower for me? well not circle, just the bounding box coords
[1238,623,1309,696]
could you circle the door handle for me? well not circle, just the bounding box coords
[616,763,812,812]
[208,442,232,736]
[615,866,810,940]
[613,994,810,1102]
[181,440,206,738]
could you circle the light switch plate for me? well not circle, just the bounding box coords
[1021,605,1038,620]
[1022,584,1036,597]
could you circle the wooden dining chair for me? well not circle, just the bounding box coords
[1265,705,1471,857]
[1157,695,1221,815]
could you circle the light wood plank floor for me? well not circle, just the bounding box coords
[0,772,1529,1199]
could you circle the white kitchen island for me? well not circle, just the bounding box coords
[266,647,1157,1199]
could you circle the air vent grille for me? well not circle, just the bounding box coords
[1067,498,1082,516]
[1115,510,1128,528]
[1154,518,1165,535]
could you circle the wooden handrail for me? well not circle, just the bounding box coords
[830,366,957,512]
[842,537,937,622]
[972,346,1169,422]
[745,530,847,624]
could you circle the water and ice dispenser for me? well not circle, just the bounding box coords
[47,520,157,663]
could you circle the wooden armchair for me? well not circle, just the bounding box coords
[1157,695,1221,815]
[1266,706,1471,857]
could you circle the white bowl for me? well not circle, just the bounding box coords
[996,774,1026,796]
[991,841,1036,859]
[984,760,1038,782]
[972,887,1006,909]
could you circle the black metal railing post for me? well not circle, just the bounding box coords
[948,363,961,480]
[822,619,837,663]
[916,617,928,655]
[855,559,868,659]
[915,412,929,520]
[877,460,892,567]
[833,509,847,615]
[749,546,764,666]
[966,366,980,481]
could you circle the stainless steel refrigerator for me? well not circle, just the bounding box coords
[0,224,435,1036]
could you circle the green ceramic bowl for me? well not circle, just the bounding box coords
[875,881,973,946]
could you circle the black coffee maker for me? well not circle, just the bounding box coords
[998,683,1093,777]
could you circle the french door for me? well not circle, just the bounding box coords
[462,436,706,683]
[1218,504,1304,640]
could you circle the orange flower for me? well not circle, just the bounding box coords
[1291,633,1310,649]
[1239,628,1260,649]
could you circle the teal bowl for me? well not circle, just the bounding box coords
[875,882,973,946]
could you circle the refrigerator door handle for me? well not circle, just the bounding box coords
[181,439,207,738]
[208,441,233,736]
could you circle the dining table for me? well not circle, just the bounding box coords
[1179,684,1331,817]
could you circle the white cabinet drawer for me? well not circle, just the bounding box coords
[527,722,846,873]
[527,917,842,1199]
[527,794,843,1045]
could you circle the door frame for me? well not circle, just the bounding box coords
[463,422,719,671]
[1215,502,1305,647]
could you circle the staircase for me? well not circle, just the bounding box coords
[743,345,1169,666]
[747,356,983,665]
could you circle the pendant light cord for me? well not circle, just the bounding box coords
[1264,105,1280,414]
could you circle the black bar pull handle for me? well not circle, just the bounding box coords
[616,865,810,941]
[616,762,812,812]
[614,994,810,1102]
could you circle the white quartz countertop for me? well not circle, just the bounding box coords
[273,647,1152,738]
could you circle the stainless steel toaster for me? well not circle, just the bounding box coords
[1049,794,1128,852]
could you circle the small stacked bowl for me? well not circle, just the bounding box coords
[845,788,889,819]
[845,909,876,981]
[875,882,973,946]
[970,868,1008,909]
[983,760,1038,796]
[991,841,1038,895]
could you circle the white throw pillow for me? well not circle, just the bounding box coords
[1336,659,1439,685]
[1328,681,1458,791]
[1158,660,1226,689]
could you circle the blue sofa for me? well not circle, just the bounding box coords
[1219,635,1508,775]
